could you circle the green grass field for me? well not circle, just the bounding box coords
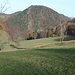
[0,36,75,75]
[1,37,58,51]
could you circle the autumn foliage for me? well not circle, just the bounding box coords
[17,37,22,41]
[0,16,5,31]
[4,5,69,40]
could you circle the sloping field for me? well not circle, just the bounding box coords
[0,36,75,75]
[1,37,58,51]
[0,30,10,44]
[2,36,75,51]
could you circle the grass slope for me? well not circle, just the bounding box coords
[0,30,10,44]
[2,37,57,51]
[0,45,75,75]
[0,36,75,75]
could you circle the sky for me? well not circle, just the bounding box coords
[0,0,75,17]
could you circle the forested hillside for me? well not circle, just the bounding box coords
[66,18,75,36]
[4,5,70,40]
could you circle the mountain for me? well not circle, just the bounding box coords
[4,5,70,40]
[70,17,75,19]
[11,11,22,16]
[0,13,7,19]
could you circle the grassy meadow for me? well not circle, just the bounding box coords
[0,36,75,75]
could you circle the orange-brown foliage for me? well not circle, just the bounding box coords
[0,16,5,30]
[30,32,33,37]
[17,37,22,41]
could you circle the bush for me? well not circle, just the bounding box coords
[0,44,4,50]
[17,37,22,41]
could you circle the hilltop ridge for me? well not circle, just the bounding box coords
[3,5,70,40]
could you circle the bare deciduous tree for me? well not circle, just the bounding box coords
[60,22,66,44]
[0,0,9,50]
[0,0,9,13]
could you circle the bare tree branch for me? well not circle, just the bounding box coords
[0,0,9,13]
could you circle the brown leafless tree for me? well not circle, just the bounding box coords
[60,22,66,44]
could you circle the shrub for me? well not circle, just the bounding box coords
[0,44,4,50]
[17,37,22,41]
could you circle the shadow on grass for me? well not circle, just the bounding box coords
[63,36,75,41]
[10,44,26,50]
[54,36,75,42]
[34,48,75,54]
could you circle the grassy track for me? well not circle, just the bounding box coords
[0,36,75,75]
